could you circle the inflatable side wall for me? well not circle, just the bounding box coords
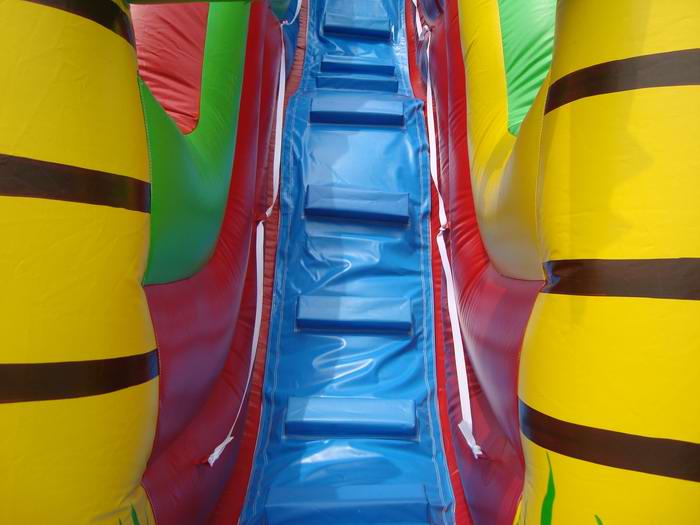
[419,0,700,523]
[521,1,700,522]
[417,1,546,522]
[1,2,157,523]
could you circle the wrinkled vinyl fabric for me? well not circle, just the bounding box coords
[136,3,282,524]
[240,0,454,523]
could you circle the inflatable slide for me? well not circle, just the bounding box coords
[1,0,698,523]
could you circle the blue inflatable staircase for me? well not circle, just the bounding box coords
[240,1,455,523]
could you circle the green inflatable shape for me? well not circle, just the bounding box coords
[141,2,250,284]
[540,453,556,525]
[269,0,294,19]
[497,0,556,135]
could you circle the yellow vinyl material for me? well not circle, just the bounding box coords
[456,0,542,280]
[0,2,157,523]
[520,441,700,525]
[518,0,700,522]
[457,0,700,521]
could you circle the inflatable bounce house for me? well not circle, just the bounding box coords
[2,0,699,523]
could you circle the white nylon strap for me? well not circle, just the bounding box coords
[207,25,287,467]
[282,0,302,27]
[266,26,287,219]
[411,0,423,39]
[421,25,482,458]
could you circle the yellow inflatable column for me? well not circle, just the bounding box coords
[519,1,700,522]
[0,1,157,523]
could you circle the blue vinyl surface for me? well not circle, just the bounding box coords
[296,295,413,332]
[316,73,400,93]
[304,185,410,224]
[240,0,454,523]
[323,3,393,41]
[320,55,396,76]
[285,396,417,438]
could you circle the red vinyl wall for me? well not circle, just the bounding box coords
[406,2,472,523]
[414,1,543,524]
[132,3,209,134]
[131,4,284,524]
[209,2,309,522]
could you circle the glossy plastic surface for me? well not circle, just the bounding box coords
[297,295,413,332]
[316,73,400,92]
[285,396,417,438]
[309,93,405,125]
[323,1,392,40]
[265,484,429,524]
[240,0,455,523]
[317,55,399,92]
[305,185,409,223]
[321,55,395,75]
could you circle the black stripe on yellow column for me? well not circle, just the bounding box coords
[0,349,158,403]
[0,153,150,212]
[542,259,700,300]
[545,48,700,113]
[22,0,134,45]
[520,401,700,482]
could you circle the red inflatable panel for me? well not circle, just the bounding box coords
[420,1,543,523]
[405,2,471,523]
[209,3,309,523]
[463,265,542,451]
[132,3,209,134]
[138,4,282,524]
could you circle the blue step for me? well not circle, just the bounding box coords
[316,74,399,93]
[324,12,391,41]
[296,296,412,333]
[265,484,429,524]
[310,95,404,126]
[285,397,417,438]
[321,56,395,76]
[305,185,409,224]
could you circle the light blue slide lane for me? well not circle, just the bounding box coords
[240,0,455,523]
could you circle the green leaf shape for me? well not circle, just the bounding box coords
[540,453,556,525]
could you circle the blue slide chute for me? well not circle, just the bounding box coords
[241,0,455,523]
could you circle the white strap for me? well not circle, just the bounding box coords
[282,0,302,27]
[207,25,286,467]
[266,26,287,219]
[422,27,482,458]
[410,0,423,39]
